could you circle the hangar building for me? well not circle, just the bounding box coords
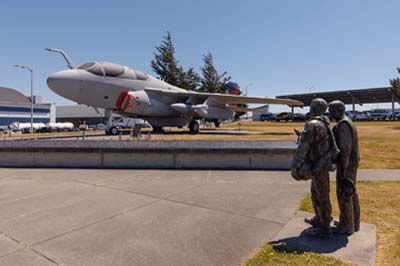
[0,87,55,127]
[55,105,126,127]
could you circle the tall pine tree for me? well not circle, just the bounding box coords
[151,32,181,86]
[151,32,200,90]
[177,66,200,91]
[200,53,230,93]
[390,68,400,88]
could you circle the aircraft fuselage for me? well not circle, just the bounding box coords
[48,65,189,118]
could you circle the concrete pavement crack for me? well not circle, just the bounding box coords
[0,230,20,244]
[0,248,60,265]
[163,198,285,226]
[29,247,60,265]
[30,198,160,247]
[70,174,287,226]
[0,230,60,265]
[72,179,164,200]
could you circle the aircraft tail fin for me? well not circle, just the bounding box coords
[223,81,241,96]
[223,81,241,107]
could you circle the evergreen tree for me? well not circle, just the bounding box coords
[177,66,200,91]
[151,31,181,86]
[390,68,400,88]
[200,53,230,93]
[151,32,200,90]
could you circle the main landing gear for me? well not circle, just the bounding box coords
[189,120,200,134]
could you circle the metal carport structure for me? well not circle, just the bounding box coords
[277,87,400,119]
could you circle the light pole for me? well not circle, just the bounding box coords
[14,64,34,134]
[245,83,253,96]
[244,83,253,120]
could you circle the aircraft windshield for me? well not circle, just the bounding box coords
[78,62,104,76]
[101,62,125,77]
[78,62,95,70]
[78,61,148,80]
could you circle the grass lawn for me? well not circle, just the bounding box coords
[247,181,400,266]
[299,181,400,266]
[245,242,353,266]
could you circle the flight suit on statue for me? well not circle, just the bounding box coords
[329,101,360,235]
[291,98,338,237]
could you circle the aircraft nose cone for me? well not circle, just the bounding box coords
[47,70,81,101]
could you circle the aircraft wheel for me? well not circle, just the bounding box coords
[189,121,200,134]
[109,126,119,136]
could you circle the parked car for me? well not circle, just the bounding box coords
[276,112,294,122]
[355,111,370,121]
[396,111,400,120]
[260,112,276,122]
[0,128,21,135]
[106,117,145,135]
[369,109,392,120]
[293,113,306,122]
[345,111,357,121]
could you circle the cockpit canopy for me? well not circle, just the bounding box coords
[78,61,149,80]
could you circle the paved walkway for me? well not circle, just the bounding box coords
[354,169,400,181]
[0,169,308,266]
[0,169,397,266]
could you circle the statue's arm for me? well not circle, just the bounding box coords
[336,123,353,178]
[292,123,314,168]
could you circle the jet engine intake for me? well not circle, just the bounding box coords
[116,90,150,112]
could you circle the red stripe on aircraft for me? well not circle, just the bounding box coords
[116,91,141,112]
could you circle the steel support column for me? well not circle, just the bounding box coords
[392,93,396,120]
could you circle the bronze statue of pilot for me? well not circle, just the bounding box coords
[291,98,339,237]
[329,100,360,235]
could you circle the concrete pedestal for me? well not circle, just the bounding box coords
[271,211,376,266]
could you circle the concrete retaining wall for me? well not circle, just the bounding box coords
[0,140,296,170]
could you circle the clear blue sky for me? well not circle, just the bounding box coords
[1,0,399,112]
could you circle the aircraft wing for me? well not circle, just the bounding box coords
[228,105,269,113]
[144,87,303,106]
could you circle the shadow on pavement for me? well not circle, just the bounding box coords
[270,228,349,254]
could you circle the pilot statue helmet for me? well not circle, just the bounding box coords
[310,98,328,116]
[328,100,346,114]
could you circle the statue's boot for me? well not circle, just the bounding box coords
[304,216,320,227]
[304,226,332,238]
[332,223,354,235]
[354,224,360,232]
[305,216,333,227]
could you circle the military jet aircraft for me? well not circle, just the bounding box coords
[46,48,303,134]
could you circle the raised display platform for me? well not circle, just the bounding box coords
[0,140,296,169]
